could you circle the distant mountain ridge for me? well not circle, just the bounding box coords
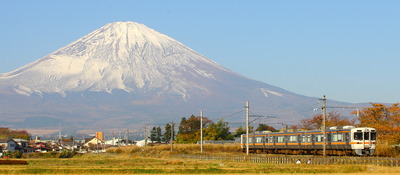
[0,21,348,132]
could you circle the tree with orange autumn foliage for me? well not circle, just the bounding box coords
[298,111,356,130]
[0,128,30,140]
[353,103,400,144]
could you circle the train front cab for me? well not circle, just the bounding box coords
[350,127,376,156]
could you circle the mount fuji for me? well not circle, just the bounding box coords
[0,21,345,132]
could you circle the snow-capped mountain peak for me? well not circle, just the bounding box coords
[0,21,230,98]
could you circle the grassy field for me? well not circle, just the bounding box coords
[1,144,400,175]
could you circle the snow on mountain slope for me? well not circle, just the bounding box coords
[0,21,231,98]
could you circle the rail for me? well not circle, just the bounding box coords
[177,155,400,167]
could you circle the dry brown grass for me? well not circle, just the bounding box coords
[107,143,242,156]
[374,142,400,157]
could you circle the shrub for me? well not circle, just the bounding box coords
[59,150,76,158]
[3,151,22,158]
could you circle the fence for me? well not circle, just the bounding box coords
[177,155,400,167]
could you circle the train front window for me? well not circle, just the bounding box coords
[371,130,376,140]
[364,132,370,140]
[354,131,363,140]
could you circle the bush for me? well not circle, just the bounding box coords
[375,143,400,157]
[59,150,76,158]
[3,151,22,158]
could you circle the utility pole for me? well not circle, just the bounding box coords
[118,131,122,147]
[200,110,203,154]
[245,101,249,155]
[144,125,148,147]
[170,122,174,152]
[125,129,129,145]
[321,95,327,157]
[58,123,62,146]
[112,131,115,146]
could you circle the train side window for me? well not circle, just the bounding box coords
[256,137,262,143]
[371,130,376,140]
[307,135,311,142]
[332,133,337,141]
[289,135,297,142]
[332,133,343,142]
[302,135,306,143]
[315,135,322,142]
[337,134,343,141]
[354,131,363,140]
[277,136,284,143]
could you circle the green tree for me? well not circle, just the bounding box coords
[204,119,234,141]
[234,126,246,137]
[234,125,254,137]
[163,123,175,142]
[176,115,211,143]
[150,127,157,142]
[255,124,276,132]
[156,126,162,143]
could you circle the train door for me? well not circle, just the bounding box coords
[311,134,315,149]
[345,132,350,148]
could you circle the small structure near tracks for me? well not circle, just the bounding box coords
[0,159,28,165]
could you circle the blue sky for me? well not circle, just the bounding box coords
[1,1,399,103]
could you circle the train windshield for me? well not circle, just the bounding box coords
[371,130,376,140]
[354,130,363,140]
[364,132,370,140]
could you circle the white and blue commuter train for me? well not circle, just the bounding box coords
[241,126,376,156]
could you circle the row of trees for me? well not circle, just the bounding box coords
[0,128,30,140]
[175,115,277,144]
[149,123,175,143]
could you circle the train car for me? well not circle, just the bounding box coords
[241,126,376,156]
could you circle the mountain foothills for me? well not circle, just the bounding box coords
[0,21,346,132]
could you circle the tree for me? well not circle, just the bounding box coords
[354,103,400,144]
[234,126,246,137]
[204,119,234,141]
[176,115,211,143]
[156,126,162,143]
[255,124,276,132]
[163,123,175,142]
[234,125,255,137]
[0,128,30,140]
[150,127,157,143]
[297,111,356,130]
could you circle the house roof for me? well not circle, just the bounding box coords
[13,138,29,142]
[0,139,16,143]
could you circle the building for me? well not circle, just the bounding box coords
[0,139,18,152]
